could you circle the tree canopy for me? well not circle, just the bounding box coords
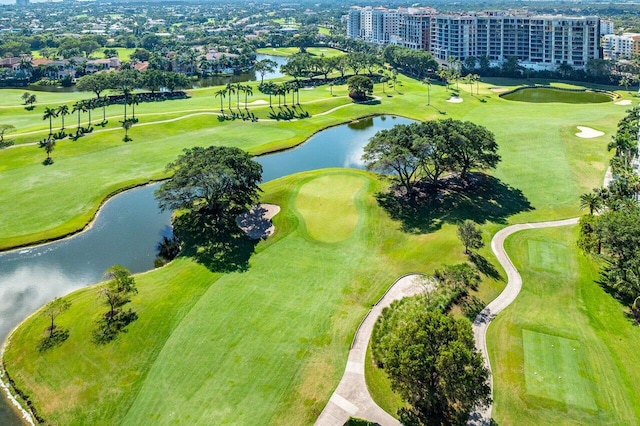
[372,303,491,425]
[155,145,263,221]
[347,75,373,101]
[457,220,484,255]
[362,119,500,194]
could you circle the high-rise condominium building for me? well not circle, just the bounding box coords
[347,7,601,70]
[602,33,640,59]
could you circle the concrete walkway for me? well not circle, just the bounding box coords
[470,217,579,424]
[315,274,426,426]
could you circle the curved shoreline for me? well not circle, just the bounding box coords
[0,110,406,253]
[0,179,163,253]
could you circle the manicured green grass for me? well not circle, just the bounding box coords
[501,87,613,103]
[91,47,136,61]
[488,226,640,424]
[4,169,476,425]
[257,47,345,58]
[295,174,365,242]
[2,72,627,425]
[0,76,625,250]
[522,330,596,410]
[364,343,406,417]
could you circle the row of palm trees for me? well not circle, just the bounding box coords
[257,81,302,109]
[214,82,255,114]
[42,94,141,140]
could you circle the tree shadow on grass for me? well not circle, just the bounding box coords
[173,212,258,273]
[377,173,533,234]
[469,252,503,281]
[37,328,69,352]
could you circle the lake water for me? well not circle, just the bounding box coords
[23,55,287,94]
[0,115,413,424]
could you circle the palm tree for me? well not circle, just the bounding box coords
[72,101,83,132]
[42,107,58,137]
[234,83,243,111]
[129,94,139,121]
[619,76,631,94]
[121,87,132,121]
[260,82,275,109]
[57,104,69,131]
[281,83,289,106]
[99,97,108,123]
[243,84,253,109]
[275,85,282,108]
[39,138,55,163]
[423,77,431,105]
[292,81,300,105]
[473,74,480,95]
[123,120,133,142]
[198,57,210,77]
[215,89,226,114]
[579,191,603,215]
[438,69,449,89]
[85,99,94,127]
[226,83,235,111]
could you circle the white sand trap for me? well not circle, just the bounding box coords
[245,99,269,106]
[447,96,463,103]
[236,204,280,239]
[615,99,632,105]
[576,126,604,139]
[490,87,509,93]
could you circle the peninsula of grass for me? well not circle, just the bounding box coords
[4,169,486,425]
[487,226,640,424]
[0,76,625,250]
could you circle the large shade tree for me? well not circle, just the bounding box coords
[362,119,500,194]
[155,146,263,222]
[372,305,491,425]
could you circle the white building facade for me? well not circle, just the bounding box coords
[347,7,602,70]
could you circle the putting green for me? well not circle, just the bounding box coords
[295,173,366,242]
[501,87,613,104]
[522,330,596,410]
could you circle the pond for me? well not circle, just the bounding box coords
[0,115,413,425]
[500,87,613,104]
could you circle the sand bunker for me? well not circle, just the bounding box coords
[245,100,269,106]
[447,96,463,103]
[490,87,509,93]
[236,204,280,239]
[615,99,632,106]
[575,126,604,139]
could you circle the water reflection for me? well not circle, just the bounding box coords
[256,115,410,181]
[0,184,172,341]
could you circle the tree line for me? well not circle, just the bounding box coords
[76,69,190,99]
[578,106,640,321]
